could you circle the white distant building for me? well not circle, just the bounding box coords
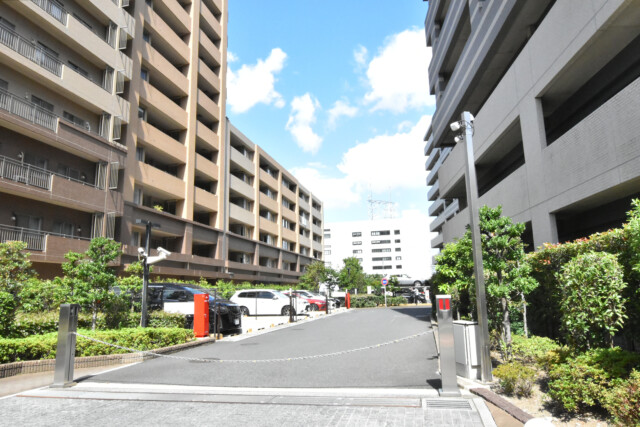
[323,213,435,281]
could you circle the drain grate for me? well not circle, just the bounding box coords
[425,399,473,410]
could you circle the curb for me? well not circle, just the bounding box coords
[0,336,216,379]
[470,387,534,424]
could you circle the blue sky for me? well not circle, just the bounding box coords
[226,1,435,224]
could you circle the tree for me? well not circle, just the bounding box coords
[298,261,328,290]
[0,241,35,336]
[116,261,146,311]
[558,251,627,350]
[62,237,122,330]
[479,206,538,355]
[433,234,474,319]
[338,257,367,293]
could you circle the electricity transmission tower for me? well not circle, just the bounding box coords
[367,195,395,220]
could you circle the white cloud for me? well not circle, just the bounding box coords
[363,28,434,113]
[286,93,323,154]
[291,115,432,209]
[227,51,238,63]
[353,45,368,67]
[328,99,358,128]
[227,48,287,113]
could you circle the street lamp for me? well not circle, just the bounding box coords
[449,111,493,383]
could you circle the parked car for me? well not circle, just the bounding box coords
[385,273,425,287]
[285,290,329,311]
[230,289,305,316]
[149,283,242,335]
[394,287,426,304]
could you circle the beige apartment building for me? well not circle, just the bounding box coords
[0,0,323,284]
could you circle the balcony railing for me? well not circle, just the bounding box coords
[0,25,62,76]
[31,0,68,25]
[0,156,52,189]
[0,225,46,251]
[0,154,98,190]
[0,89,58,131]
[0,224,90,252]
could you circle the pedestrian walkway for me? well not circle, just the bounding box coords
[1,381,497,426]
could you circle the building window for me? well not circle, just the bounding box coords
[394,230,400,235]
[0,79,8,91]
[138,107,147,121]
[395,248,401,252]
[396,265,402,269]
[0,17,16,31]
[395,239,401,243]
[352,241,362,245]
[67,61,89,78]
[371,230,390,236]
[396,256,402,260]
[372,248,391,253]
[372,257,392,261]
[133,186,142,205]
[324,250,331,255]
[372,240,390,245]
[352,231,361,237]
[353,249,362,254]
[31,95,54,112]
[140,68,149,81]
[63,111,89,130]
[324,233,331,239]
[142,30,151,43]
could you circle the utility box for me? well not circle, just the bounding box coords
[436,295,460,397]
[193,294,210,337]
[453,320,481,379]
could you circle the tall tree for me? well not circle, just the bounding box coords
[62,237,121,329]
[0,241,35,336]
[298,260,328,290]
[338,257,367,293]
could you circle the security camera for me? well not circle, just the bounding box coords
[157,247,171,256]
[468,113,475,123]
[137,247,146,256]
[449,121,461,132]
[454,135,463,143]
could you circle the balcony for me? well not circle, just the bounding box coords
[430,199,459,233]
[200,1,222,42]
[196,120,219,150]
[137,121,186,164]
[230,175,255,201]
[141,43,188,97]
[299,216,310,228]
[139,81,187,129]
[0,90,57,132]
[195,153,218,181]
[259,192,278,212]
[143,6,189,66]
[259,168,278,189]
[312,240,322,252]
[0,224,89,252]
[137,161,184,199]
[229,203,255,227]
[230,147,254,175]
[199,29,221,69]
[427,180,440,201]
[194,187,218,212]
[259,217,278,235]
[0,24,62,76]
[197,89,220,122]
[428,198,444,217]
[197,59,221,96]
[0,156,52,189]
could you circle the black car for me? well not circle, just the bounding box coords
[394,287,427,304]
[149,283,242,335]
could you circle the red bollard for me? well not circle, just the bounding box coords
[346,292,351,309]
[193,294,210,337]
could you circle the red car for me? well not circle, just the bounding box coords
[285,290,327,311]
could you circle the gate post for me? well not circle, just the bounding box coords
[52,304,80,388]
[436,295,460,396]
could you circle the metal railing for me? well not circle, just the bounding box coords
[31,0,68,25]
[0,89,58,131]
[0,156,52,190]
[0,25,62,76]
[0,225,46,251]
[0,154,98,189]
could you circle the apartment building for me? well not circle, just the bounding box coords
[0,0,323,284]
[423,0,640,252]
[323,217,433,280]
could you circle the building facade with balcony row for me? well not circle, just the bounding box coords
[423,0,640,254]
[0,0,323,283]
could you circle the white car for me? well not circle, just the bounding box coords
[385,274,425,287]
[230,289,307,316]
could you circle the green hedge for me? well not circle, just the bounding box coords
[0,327,195,363]
[349,295,408,308]
[8,311,187,338]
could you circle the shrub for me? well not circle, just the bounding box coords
[0,327,194,363]
[511,334,561,365]
[547,347,640,413]
[493,361,536,397]
[603,369,640,426]
[8,310,188,338]
[557,252,627,350]
[350,295,381,308]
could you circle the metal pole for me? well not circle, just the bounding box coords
[461,111,493,383]
[289,288,294,322]
[52,304,80,387]
[213,289,218,340]
[140,221,151,328]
